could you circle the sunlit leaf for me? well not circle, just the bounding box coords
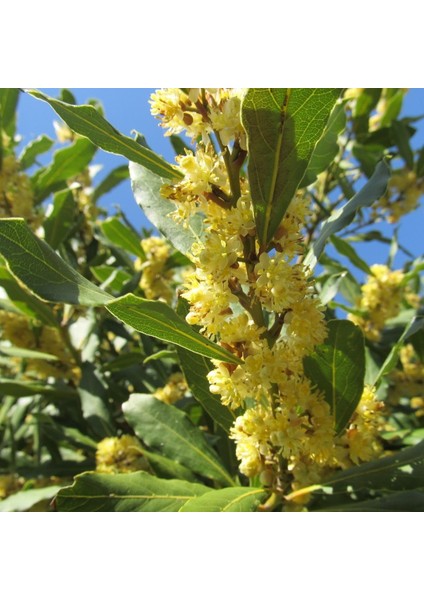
[123,394,234,487]
[242,88,341,248]
[179,487,267,512]
[130,161,204,255]
[27,89,181,180]
[56,472,210,512]
[107,293,241,364]
[0,218,112,306]
[304,160,391,271]
[303,320,365,434]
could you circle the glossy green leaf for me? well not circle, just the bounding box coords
[304,160,391,271]
[301,100,346,187]
[177,347,237,433]
[28,89,181,180]
[330,235,372,275]
[0,485,61,512]
[142,449,198,482]
[34,137,96,201]
[123,394,234,487]
[92,164,129,202]
[101,217,145,259]
[373,315,424,389]
[43,190,77,249]
[179,487,267,512]
[305,440,424,511]
[130,161,204,255]
[0,88,19,135]
[0,218,112,306]
[56,472,210,512]
[303,320,365,435]
[19,134,54,170]
[0,265,58,326]
[241,88,341,248]
[107,293,241,364]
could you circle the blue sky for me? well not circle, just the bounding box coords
[16,88,424,275]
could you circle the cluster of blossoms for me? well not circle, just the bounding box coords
[0,310,79,381]
[154,372,187,404]
[375,168,424,223]
[150,88,385,500]
[96,435,148,474]
[0,154,34,221]
[134,236,175,303]
[349,264,419,342]
[388,344,424,417]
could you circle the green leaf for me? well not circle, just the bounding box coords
[0,88,19,135]
[0,265,58,326]
[43,190,77,249]
[0,218,112,306]
[373,315,424,389]
[123,394,234,487]
[241,88,341,248]
[27,89,181,180]
[130,162,204,255]
[34,137,96,201]
[0,378,78,399]
[19,134,54,170]
[142,449,198,482]
[0,486,61,512]
[416,146,424,178]
[179,487,267,512]
[0,344,59,361]
[330,235,372,275]
[79,363,115,439]
[101,217,145,259]
[92,164,129,202]
[304,160,391,271]
[106,293,241,364]
[318,271,347,305]
[56,471,210,512]
[351,143,385,178]
[90,266,132,294]
[409,328,424,362]
[303,320,365,435]
[380,90,405,128]
[305,440,424,511]
[323,490,424,512]
[177,347,237,433]
[169,134,192,156]
[392,120,414,169]
[301,100,346,187]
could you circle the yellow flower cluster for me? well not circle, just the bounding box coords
[134,236,174,303]
[154,372,187,404]
[349,264,406,341]
[96,435,148,474]
[0,310,79,380]
[150,88,246,148]
[0,155,34,220]
[151,88,385,496]
[389,344,424,415]
[376,169,424,223]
